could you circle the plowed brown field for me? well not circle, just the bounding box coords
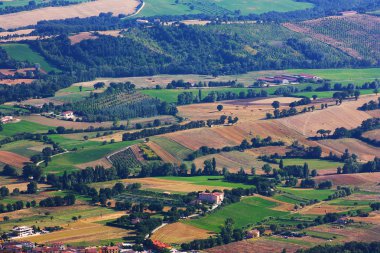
[0,151,29,168]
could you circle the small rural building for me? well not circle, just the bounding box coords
[61,111,74,119]
[246,229,260,238]
[100,246,119,253]
[12,226,34,237]
[1,116,14,124]
[198,192,224,205]
[340,11,357,16]
[298,73,321,81]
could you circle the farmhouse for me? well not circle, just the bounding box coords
[246,229,260,238]
[1,115,14,124]
[198,191,224,204]
[257,73,321,85]
[12,226,34,237]
[61,111,74,119]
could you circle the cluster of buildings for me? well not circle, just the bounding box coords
[0,241,188,253]
[0,242,121,253]
[257,73,321,85]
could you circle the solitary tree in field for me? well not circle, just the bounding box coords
[271,101,280,109]
[79,86,83,92]
[374,88,379,95]
[312,94,318,100]
[354,90,360,100]
[83,135,89,141]
[217,104,224,111]
[262,164,272,175]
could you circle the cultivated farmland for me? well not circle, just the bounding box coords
[283,14,380,64]
[0,0,140,29]
[184,196,288,232]
[362,129,380,141]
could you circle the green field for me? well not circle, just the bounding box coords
[214,0,313,15]
[136,0,201,17]
[0,120,53,137]
[287,68,380,84]
[141,84,314,103]
[0,140,51,158]
[0,105,29,115]
[1,43,59,72]
[151,136,193,160]
[0,203,117,231]
[296,88,377,99]
[157,176,253,189]
[280,158,343,171]
[136,0,312,17]
[43,139,140,173]
[278,187,335,201]
[0,0,87,9]
[184,196,288,232]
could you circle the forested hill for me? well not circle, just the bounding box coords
[29,24,366,80]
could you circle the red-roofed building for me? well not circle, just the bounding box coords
[198,192,224,204]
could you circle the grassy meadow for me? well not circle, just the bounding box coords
[0,120,53,137]
[136,0,313,17]
[157,176,253,189]
[184,196,288,232]
[43,138,140,173]
[1,43,59,72]
[280,158,343,171]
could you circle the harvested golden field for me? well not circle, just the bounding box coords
[147,141,180,164]
[315,172,380,192]
[0,151,29,168]
[69,32,98,45]
[178,97,299,122]
[93,177,232,193]
[26,220,130,244]
[76,157,112,169]
[0,78,34,85]
[151,222,213,244]
[0,0,140,29]
[307,223,380,243]
[207,238,304,253]
[362,129,380,141]
[193,149,283,174]
[166,125,248,150]
[318,138,380,162]
[277,96,377,137]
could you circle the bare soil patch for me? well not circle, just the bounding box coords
[0,0,140,29]
[151,222,213,244]
[0,151,29,168]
